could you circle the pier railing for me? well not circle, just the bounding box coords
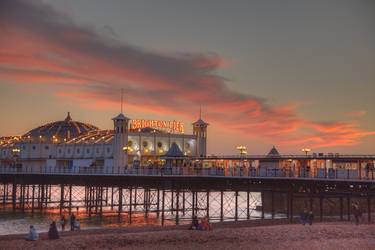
[0,165,374,181]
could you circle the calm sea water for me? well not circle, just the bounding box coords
[0,189,268,236]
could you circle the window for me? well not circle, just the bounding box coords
[157,142,163,148]
[86,148,90,154]
[58,149,62,154]
[45,146,49,150]
[106,147,111,153]
[67,149,71,154]
[77,148,80,154]
[96,148,100,153]
[32,146,36,150]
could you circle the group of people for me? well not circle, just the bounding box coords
[189,216,212,231]
[60,214,81,231]
[300,209,314,226]
[25,213,80,241]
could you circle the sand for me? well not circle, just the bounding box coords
[1,221,375,250]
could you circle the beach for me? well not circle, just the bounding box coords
[1,221,375,250]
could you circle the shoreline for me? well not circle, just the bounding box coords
[0,220,374,250]
[0,218,296,240]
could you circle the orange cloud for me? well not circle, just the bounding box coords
[1,0,374,149]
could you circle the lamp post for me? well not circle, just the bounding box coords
[302,148,311,156]
[236,145,247,156]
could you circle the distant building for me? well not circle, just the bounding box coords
[0,111,208,172]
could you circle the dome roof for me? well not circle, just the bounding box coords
[23,112,98,140]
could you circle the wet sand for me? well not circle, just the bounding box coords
[1,220,375,250]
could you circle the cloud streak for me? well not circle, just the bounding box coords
[0,0,374,148]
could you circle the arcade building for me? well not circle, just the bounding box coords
[0,111,208,172]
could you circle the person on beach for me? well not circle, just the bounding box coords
[48,221,59,240]
[70,213,76,231]
[25,225,38,241]
[352,202,362,225]
[300,209,308,225]
[308,211,314,225]
[190,216,199,230]
[198,217,211,231]
[60,215,66,231]
[74,219,81,230]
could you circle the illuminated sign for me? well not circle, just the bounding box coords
[130,119,184,133]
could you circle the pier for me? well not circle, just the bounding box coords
[1,154,375,226]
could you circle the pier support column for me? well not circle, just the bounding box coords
[175,190,180,225]
[161,190,165,226]
[31,185,35,215]
[206,190,209,218]
[235,191,238,221]
[118,187,122,218]
[340,197,344,221]
[220,191,224,222]
[368,195,371,223]
[246,191,250,220]
[289,192,293,223]
[347,196,351,221]
[129,188,133,224]
[319,196,323,221]
[12,182,17,212]
[60,184,64,215]
[261,191,265,219]
[271,191,275,219]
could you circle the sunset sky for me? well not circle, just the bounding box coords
[0,0,374,155]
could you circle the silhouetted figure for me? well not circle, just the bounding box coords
[60,215,66,231]
[308,211,314,225]
[352,202,362,225]
[190,216,199,230]
[74,219,81,230]
[300,209,308,225]
[70,213,76,231]
[48,221,59,240]
[25,225,38,241]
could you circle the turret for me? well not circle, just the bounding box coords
[192,108,208,157]
[112,113,130,173]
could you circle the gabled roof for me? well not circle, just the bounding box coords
[267,146,280,157]
[163,142,185,158]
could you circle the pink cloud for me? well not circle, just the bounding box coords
[0,0,374,149]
